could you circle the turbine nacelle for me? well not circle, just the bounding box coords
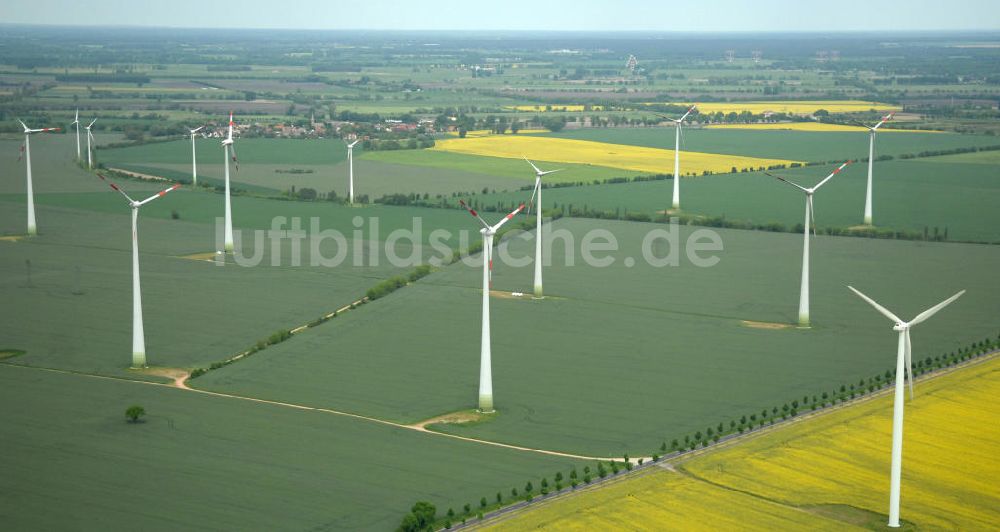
[892,322,909,332]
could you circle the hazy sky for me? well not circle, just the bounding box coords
[6,0,1000,31]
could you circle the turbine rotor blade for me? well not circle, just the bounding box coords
[678,105,697,122]
[909,290,965,326]
[88,118,98,127]
[459,200,491,230]
[905,329,914,400]
[523,157,544,175]
[539,168,563,176]
[490,203,526,232]
[487,242,493,288]
[847,286,903,323]
[808,194,817,238]
[138,184,182,206]
[526,179,540,215]
[873,112,895,130]
[228,144,239,172]
[765,172,809,193]
[97,173,136,204]
[813,160,851,191]
[18,119,28,131]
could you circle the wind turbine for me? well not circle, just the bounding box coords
[766,161,851,327]
[18,120,60,236]
[97,173,181,368]
[847,286,965,528]
[71,109,81,161]
[85,118,97,169]
[524,158,562,298]
[659,105,696,211]
[188,125,204,187]
[221,112,238,253]
[346,139,360,204]
[459,199,525,412]
[860,112,894,226]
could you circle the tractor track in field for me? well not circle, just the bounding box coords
[0,362,621,463]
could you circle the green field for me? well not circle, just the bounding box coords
[475,159,1000,243]
[529,127,1000,162]
[0,135,125,194]
[0,365,581,530]
[102,137,349,166]
[361,148,644,184]
[194,218,1000,456]
[0,179,484,378]
[100,137,644,199]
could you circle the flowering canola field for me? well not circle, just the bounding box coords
[430,136,798,175]
[484,356,1000,530]
[684,356,1000,530]
[705,122,936,133]
[507,105,603,112]
[645,100,900,115]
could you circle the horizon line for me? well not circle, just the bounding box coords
[3,23,1000,34]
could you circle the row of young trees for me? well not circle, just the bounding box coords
[658,333,999,454]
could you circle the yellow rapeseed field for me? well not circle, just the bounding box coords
[481,356,1000,530]
[644,100,900,115]
[507,105,603,112]
[684,356,1000,530]
[705,122,936,133]
[481,471,850,531]
[431,136,798,175]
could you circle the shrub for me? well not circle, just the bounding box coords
[125,405,145,423]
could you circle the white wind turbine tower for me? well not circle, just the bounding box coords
[221,112,238,253]
[97,173,181,368]
[188,126,204,187]
[660,105,696,211]
[766,161,851,327]
[847,286,965,528]
[524,158,562,298]
[18,120,60,236]
[459,199,526,412]
[346,139,360,204]
[85,118,97,169]
[71,109,81,161]
[860,112,894,226]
